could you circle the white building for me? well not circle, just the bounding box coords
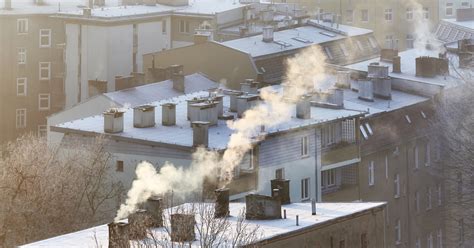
[438,0,473,20]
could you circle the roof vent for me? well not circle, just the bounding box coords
[133,105,155,128]
[241,79,259,94]
[161,103,176,126]
[192,121,209,147]
[358,79,374,102]
[296,95,311,119]
[189,101,218,126]
[245,194,281,220]
[237,94,259,118]
[170,214,195,242]
[103,109,125,133]
[262,26,274,43]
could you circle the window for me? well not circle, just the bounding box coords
[322,123,341,146]
[361,9,369,22]
[406,34,415,49]
[116,160,124,172]
[406,8,413,20]
[39,29,51,48]
[415,237,421,248]
[394,173,400,198]
[437,229,443,248]
[16,109,26,128]
[38,125,47,137]
[459,219,464,243]
[364,123,373,135]
[162,20,167,34]
[415,190,420,212]
[301,178,310,200]
[356,40,364,51]
[461,2,469,7]
[275,168,284,179]
[384,9,393,21]
[427,187,432,210]
[368,37,377,49]
[322,169,337,189]
[427,233,433,248]
[395,219,401,245]
[18,48,26,64]
[346,10,354,23]
[423,7,429,19]
[301,136,309,157]
[415,145,419,169]
[17,19,28,34]
[360,125,369,140]
[446,3,454,16]
[39,62,51,80]
[368,161,375,186]
[437,184,442,206]
[425,143,431,166]
[324,46,334,60]
[420,111,427,119]
[361,233,368,248]
[385,155,389,179]
[385,35,394,49]
[17,78,27,96]
[38,94,50,111]
[179,20,190,33]
[339,240,345,248]
[339,43,349,56]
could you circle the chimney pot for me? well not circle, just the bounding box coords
[161,103,177,126]
[192,121,210,147]
[133,105,156,128]
[262,26,274,43]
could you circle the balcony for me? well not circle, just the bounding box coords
[322,141,360,167]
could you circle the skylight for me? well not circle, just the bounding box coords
[320,31,336,37]
[292,37,312,43]
[273,40,292,48]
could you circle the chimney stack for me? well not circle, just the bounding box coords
[128,210,150,240]
[237,94,259,118]
[335,71,351,88]
[328,88,344,107]
[4,0,11,9]
[392,56,401,73]
[170,214,196,242]
[296,95,311,119]
[214,188,230,218]
[189,102,218,126]
[271,179,291,204]
[192,121,210,147]
[245,194,282,220]
[187,97,206,120]
[358,79,374,102]
[108,222,130,248]
[241,79,259,94]
[145,197,163,227]
[213,95,224,117]
[133,105,155,128]
[83,8,92,17]
[161,103,176,126]
[262,26,274,43]
[228,91,244,112]
[171,71,185,92]
[103,109,125,133]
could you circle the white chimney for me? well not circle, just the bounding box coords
[336,71,351,88]
[161,103,176,126]
[328,88,344,108]
[262,26,274,43]
[189,102,218,126]
[372,78,392,100]
[192,121,209,147]
[172,71,185,92]
[187,98,206,120]
[103,109,125,133]
[358,80,374,102]
[133,105,156,128]
[213,95,224,117]
[367,63,389,78]
[227,91,244,112]
[237,94,259,118]
[296,95,311,119]
[241,79,258,94]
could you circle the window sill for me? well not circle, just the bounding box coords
[301,155,310,159]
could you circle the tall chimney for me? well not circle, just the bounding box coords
[213,95,224,117]
[192,121,209,147]
[237,94,259,118]
[172,71,185,92]
[103,109,124,133]
[214,188,230,218]
[392,56,401,73]
[128,209,150,240]
[358,79,374,102]
[170,214,196,242]
[296,95,311,119]
[133,105,156,128]
[241,79,258,94]
[262,26,274,43]
[145,197,163,227]
[228,91,244,112]
[187,97,206,120]
[162,103,176,126]
[108,222,130,248]
[4,0,11,9]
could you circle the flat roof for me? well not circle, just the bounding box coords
[54,87,364,150]
[221,20,373,58]
[21,201,386,247]
[0,0,120,15]
[344,48,467,89]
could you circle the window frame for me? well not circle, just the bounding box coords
[301,178,310,200]
[395,219,401,245]
[18,48,27,65]
[384,8,393,21]
[427,186,432,210]
[38,125,47,137]
[116,160,124,172]
[179,19,190,33]
[275,168,284,179]
[16,108,27,129]
[301,136,309,157]
[38,93,50,111]
[39,29,51,48]
[360,9,369,22]
[368,161,375,186]
[17,18,28,34]
[414,145,419,169]
[394,173,400,198]
[445,3,454,16]
[345,9,354,23]
[16,78,27,96]
[406,7,413,20]
[39,62,51,80]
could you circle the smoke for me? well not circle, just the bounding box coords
[114,46,327,221]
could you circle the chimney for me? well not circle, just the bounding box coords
[133,105,155,128]
[380,48,398,62]
[192,121,209,147]
[94,0,105,6]
[262,26,274,43]
[328,88,344,107]
[172,71,185,92]
[367,63,389,78]
[34,0,44,5]
[459,52,474,68]
[358,79,374,102]
[456,8,474,22]
[169,64,184,76]
[372,78,392,100]
[311,198,316,215]
[335,71,351,88]
[213,95,224,117]
[214,188,230,218]
[241,79,259,94]
[239,26,249,37]
[128,209,150,240]
[170,214,196,242]
[392,56,401,73]
[416,57,449,77]
[296,95,311,119]
[103,109,125,133]
[83,8,92,17]
[193,29,212,45]
[161,103,176,126]
[189,102,218,126]
[271,179,290,204]
[228,90,244,112]
[145,197,163,227]
[4,0,11,9]
[245,194,281,220]
[108,222,130,248]
[187,97,206,120]
[88,0,93,8]
[261,9,274,23]
[237,94,259,118]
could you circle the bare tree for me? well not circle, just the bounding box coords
[0,134,123,247]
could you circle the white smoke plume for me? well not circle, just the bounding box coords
[114,46,327,221]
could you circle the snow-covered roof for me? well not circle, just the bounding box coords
[20,202,386,247]
[53,86,364,150]
[0,0,121,15]
[221,20,373,58]
[442,18,474,31]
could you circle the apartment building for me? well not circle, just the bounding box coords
[280,0,440,51]
[436,8,474,43]
[439,0,473,19]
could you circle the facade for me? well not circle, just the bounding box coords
[21,201,386,248]
[438,0,473,20]
[280,0,440,51]
[436,8,474,43]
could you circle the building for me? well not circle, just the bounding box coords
[279,0,440,51]
[436,8,474,43]
[21,196,386,248]
[47,72,219,144]
[143,20,380,89]
[438,0,473,20]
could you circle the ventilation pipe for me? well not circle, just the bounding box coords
[296,95,311,119]
[170,214,196,242]
[162,103,176,126]
[262,26,274,43]
[192,121,209,147]
[133,105,155,128]
[214,188,230,218]
[103,109,124,133]
[145,197,163,227]
[108,222,130,248]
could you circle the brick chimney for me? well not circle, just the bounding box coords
[108,222,130,248]
[335,71,351,88]
[192,121,210,147]
[171,71,185,92]
[170,214,196,242]
[133,105,156,128]
[161,103,176,126]
[145,197,163,227]
[392,56,401,73]
[245,194,281,220]
[103,109,125,133]
[214,188,230,218]
[128,209,150,240]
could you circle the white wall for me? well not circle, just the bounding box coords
[137,19,171,72]
[106,25,134,92]
[65,24,80,109]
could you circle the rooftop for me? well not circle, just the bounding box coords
[21,201,386,247]
[442,18,474,31]
[0,0,120,15]
[221,20,373,58]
